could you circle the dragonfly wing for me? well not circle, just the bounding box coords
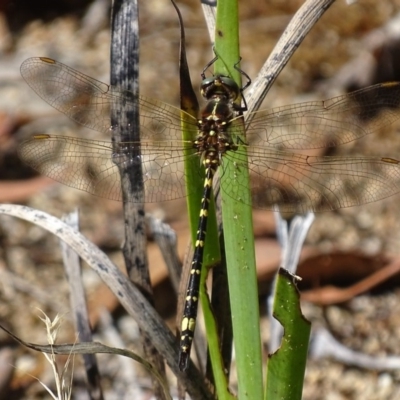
[221,148,400,213]
[19,57,202,202]
[138,96,197,141]
[245,82,400,150]
[18,134,198,203]
[20,57,197,139]
[21,57,115,135]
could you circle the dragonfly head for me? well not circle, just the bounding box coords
[200,74,240,102]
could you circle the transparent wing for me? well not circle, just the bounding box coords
[19,57,201,202]
[18,134,201,202]
[244,82,400,150]
[19,57,400,210]
[20,57,197,140]
[221,147,400,212]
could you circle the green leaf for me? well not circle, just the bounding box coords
[265,268,311,400]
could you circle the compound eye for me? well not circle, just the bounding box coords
[202,76,216,87]
[219,76,240,99]
[200,77,216,97]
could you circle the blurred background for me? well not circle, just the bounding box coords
[2,0,400,398]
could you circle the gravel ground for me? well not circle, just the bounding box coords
[2,0,400,398]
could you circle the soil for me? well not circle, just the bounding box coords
[2,0,400,398]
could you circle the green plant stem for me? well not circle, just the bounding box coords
[213,1,264,399]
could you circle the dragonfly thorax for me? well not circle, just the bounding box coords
[195,96,238,162]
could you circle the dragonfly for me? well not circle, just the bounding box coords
[19,57,400,370]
